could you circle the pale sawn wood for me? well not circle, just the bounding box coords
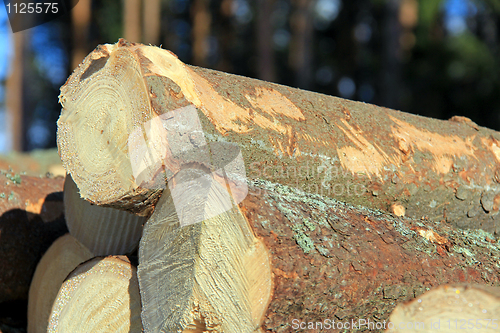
[47,255,142,333]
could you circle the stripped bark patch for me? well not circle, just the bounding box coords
[390,115,476,174]
[141,45,305,139]
[481,135,500,163]
[391,203,406,217]
[411,226,450,246]
[336,119,399,179]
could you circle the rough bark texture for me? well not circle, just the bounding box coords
[0,175,66,304]
[58,40,500,234]
[238,179,500,332]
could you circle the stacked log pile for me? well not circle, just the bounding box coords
[1,40,499,332]
[0,174,66,303]
[0,173,66,332]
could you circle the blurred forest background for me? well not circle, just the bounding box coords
[1,0,499,152]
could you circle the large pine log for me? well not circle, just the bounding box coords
[58,39,500,235]
[138,178,272,332]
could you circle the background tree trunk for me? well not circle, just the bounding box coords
[289,0,314,89]
[380,0,403,109]
[71,0,92,70]
[6,31,25,151]
[191,0,211,67]
[256,0,276,82]
[142,0,161,46]
[123,0,142,42]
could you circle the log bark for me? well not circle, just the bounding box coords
[0,175,66,304]
[239,180,500,332]
[58,39,500,235]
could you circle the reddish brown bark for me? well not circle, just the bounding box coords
[239,180,500,332]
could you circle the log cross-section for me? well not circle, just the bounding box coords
[138,174,272,332]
